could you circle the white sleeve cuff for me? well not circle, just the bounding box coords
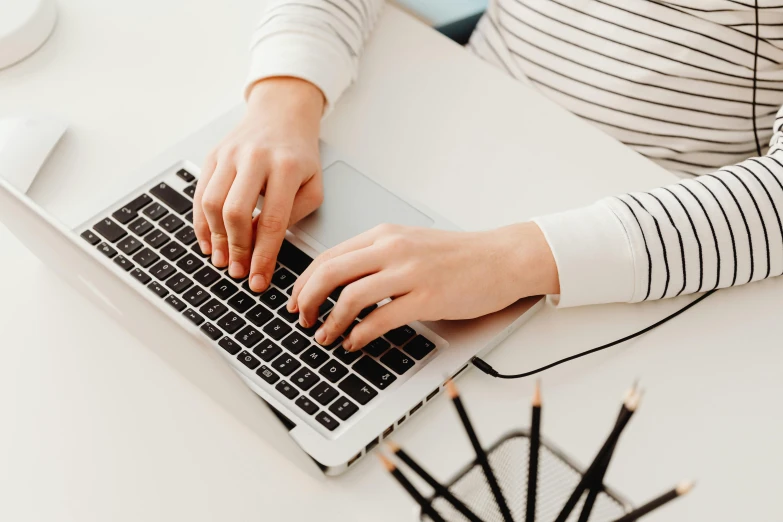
[533,201,635,307]
[245,32,354,114]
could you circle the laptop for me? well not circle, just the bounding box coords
[0,106,542,475]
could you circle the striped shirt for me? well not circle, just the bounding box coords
[246,0,783,307]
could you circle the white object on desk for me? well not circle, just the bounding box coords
[0,0,57,69]
[0,116,67,193]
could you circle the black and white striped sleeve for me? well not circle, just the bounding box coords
[246,0,385,110]
[535,104,783,307]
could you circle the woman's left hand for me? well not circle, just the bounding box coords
[287,222,559,352]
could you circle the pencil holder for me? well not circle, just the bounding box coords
[419,431,633,522]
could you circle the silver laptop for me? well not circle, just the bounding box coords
[0,106,542,475]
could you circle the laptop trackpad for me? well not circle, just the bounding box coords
[296,161,434,248]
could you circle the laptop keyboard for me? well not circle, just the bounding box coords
[80,168,438,435]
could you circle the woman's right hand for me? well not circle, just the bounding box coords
[193,77,325,293]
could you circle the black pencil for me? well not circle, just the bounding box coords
[554,389,641,522]
[446,379,514,522]
[379,453,447,522]
[387,441,484,522]
[611,481,694,522]
[526,380,541,522]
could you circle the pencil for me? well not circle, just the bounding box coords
[610,481,694,522]
[387,442,484,522]
[554,389,642,522]
[446,379,514,522]
[526,380,541,522]
[378,453,447,522]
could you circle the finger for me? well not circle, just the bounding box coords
[201,161,237,267]
[248,173,298,292]
[193,154,218,254]
[296,246,384,328]
[339,294,420,351]
[313,272,407,347]
[288,172,324,225]
[223,163,266,278]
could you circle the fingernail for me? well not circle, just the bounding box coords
[315,328,326,345]
[200,241,211,254]
[229,262,243,278]
[343,338,353,352]
[299,317,310,329]
[212,250,226,267]
[250,274,266,291]
[287,300,298,313]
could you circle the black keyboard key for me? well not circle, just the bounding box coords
[318,299,334,317]
[333,346,362,365]
[324,336,344,350]
[256,365,280,385]
[142,202,169,221]
[200,322,222,341]
[364,338,390,357]
[117,236,143,255]
[309,382,338,406]
[246,304,273,328]
[300,345,329,368]
[358,304,378,319]
[236,325,263,347]
[219,337,241,355]
[277,240,313,275]
[278,307,299,323]
[271,268,296,289]
[183,183,197,198]
[295,396,318,415]
[241,280,263,297]
[354,356,397,390]
[81,229,100,245]
[319,360,348,383]
[263,318,292,341]
[150,182,191,214]
[185,211,194,223]
[128,217,154,237]
[149,260,176,280]
[385,325,417,346]
[272,354,301,376]
[94,218,126,243]
[282,332,310,355]
[113,255,134,271]
[403,335,436,360]
[227,291,254,313]
[130,268,151,284]
[159,214,184,233]
[237,350,261,370]
[176,253,203,274]
[161,242,186,261]
[174,226,197,245]
[132,248,159,268]
[380,349,415,375]
[338,375,378,405]
[183,308,205,326]
[165,273,192,294]
[315,411,339,431]
[112,206,138,225]
[126,194,153,211]
[97,242,118,258]
[296,320,322,338]
[291,368,319,391]
[253,339,283,362]
[200,299,228,321]
[260,287,286,310]
[211,279,238,300]
[191,241,208,257]
[217,312,246,334]
[148,281,168,298]
[165,295,187,312]
[276,381,299,400]
[183,286,210,306]
[329,397,359,421]
[144,230,170,249]
[176,168,196,183]
[193,266,220,286]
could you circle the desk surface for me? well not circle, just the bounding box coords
[1,2,781,521]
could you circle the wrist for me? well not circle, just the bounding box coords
[502,222,560,297]
[247,77,325,120]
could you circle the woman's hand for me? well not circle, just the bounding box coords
[193,77,325,292]
[287,222,559,351]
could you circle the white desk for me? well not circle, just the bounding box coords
[1,2,781,521]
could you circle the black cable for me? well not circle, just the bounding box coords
[471,289,717,379]
[752,0,762,157]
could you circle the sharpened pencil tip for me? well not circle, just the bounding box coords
[625,389,642,411]
[676,481,695,495]
[445,379,459,399]
[386,440,400,453]
[532,380,541,407]
[378,453,396,472]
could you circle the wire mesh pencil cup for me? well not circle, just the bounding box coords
[419,431,633,522]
